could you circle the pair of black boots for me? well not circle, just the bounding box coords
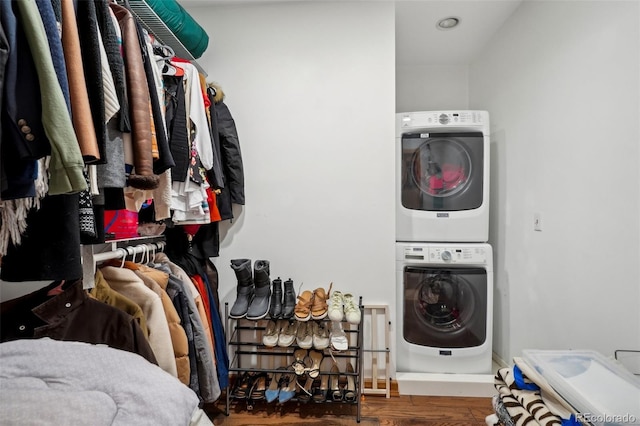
[229,259,272,320]
[268,277,296,319]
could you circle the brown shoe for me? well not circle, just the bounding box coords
[311,282,333,320]
[294,289,314,321]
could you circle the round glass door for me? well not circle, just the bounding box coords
[411,138,472,198]
[414,272,475,332]
[403,267,487,348]
[400,132,484,212]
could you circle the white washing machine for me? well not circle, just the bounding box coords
[396,110,490,242]
[396,242,493,374]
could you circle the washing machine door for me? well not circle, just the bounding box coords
[401,132,484,211]
[402,266,487,348]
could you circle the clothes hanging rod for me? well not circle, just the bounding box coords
[93,241,166,263]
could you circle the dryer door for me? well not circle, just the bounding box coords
[402,266,487,348]
[401,132,484,211]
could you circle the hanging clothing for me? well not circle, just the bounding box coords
[90,269,149,337]
[76,0,106,163]
[109,2,159,190]
[95,0,130,133]
[0,280,157,365]
[130,262,191,386]
[60,0,100,163]
[1,0,48,201]
[100,265,177,378]
[137,24,174,175]
[207,83,244,221]
[164,75,190,181]
[165,250,229,390]
[34,0,70,111]
[0,19,8,196]
[160,260,200,396]
[151,254,221,403]
[1,193,82,282]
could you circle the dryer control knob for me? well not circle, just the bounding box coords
[441,251,452,261]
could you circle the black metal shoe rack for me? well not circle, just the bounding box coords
[224,297,364,423]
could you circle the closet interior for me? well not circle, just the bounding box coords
[0,0,236,424]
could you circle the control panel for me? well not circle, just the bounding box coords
[403,246,488,265]
[400,111,486,128]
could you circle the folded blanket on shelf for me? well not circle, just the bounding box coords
[143,0,209,58]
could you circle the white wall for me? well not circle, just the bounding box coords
[469,0,640,363]
[396,65,468,112]
[183,2,397,319]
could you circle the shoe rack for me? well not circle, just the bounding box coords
[224,297,364,423]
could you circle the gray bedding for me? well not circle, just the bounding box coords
[0,338,213,426]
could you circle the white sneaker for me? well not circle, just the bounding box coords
[343,293,361,325]
[327,290,344,322]
[330,321,348,351]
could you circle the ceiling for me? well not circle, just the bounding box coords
[178,0,524,67]
[395,0,523,66]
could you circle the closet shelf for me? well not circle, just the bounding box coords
[101,235,167,252]
[118,0,208,76]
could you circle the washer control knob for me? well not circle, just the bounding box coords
[441,250,452,261]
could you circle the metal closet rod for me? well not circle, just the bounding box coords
[93,241,166,263]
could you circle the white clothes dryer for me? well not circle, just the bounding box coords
[396,242,493,374]
[396,111,490,242]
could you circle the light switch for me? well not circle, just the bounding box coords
[534,212,542,232]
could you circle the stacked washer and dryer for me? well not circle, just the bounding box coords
[395,111,494,377]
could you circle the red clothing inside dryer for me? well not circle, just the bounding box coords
[428,164,466,194]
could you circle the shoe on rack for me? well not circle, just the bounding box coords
[265,369,286,403]
[343,362,357,402]
[327,290,344,322]
[278,369,297,403]
[262,320,279,347]
[330,320,348,351]
[281,278,296,319]
[269,277,283,319]
[277,321,298,347]
[296,376,315,404]
[246,260,271,320]
[229,259,254,319]
[343,293,361,324]
[291,348,308,376]
[307,350,323,379]
[294,288,314,322]
[296,322,313,350]
[249,373,268,401]
[312,357,333,403]
[311,282,332,320]
[311,321,330,350]
[329,364,343,401]
[231,371,255,399]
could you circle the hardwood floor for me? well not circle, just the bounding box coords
[205,394,492,425]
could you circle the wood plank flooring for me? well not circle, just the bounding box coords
[204,395,492,425]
